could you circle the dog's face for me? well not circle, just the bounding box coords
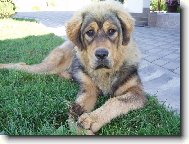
[66,1,134,71]
[80,13,123,70]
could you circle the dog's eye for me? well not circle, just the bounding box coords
[108,29,116,36]
[86,30,95,37]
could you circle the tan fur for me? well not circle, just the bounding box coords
[78,92,145,133]
[0,0,146,135]
[75,70,98,112]
[114,76,140,96]
[0,41,75,77]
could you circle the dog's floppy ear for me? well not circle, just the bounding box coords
[66,13,83,49]
[116,10,135,45]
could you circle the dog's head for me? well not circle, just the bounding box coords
[66,0,135,71]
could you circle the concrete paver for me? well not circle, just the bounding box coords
[163,62,179,71]
[152,59,170,66]
[174,67,180,75]
[14,11,180,113]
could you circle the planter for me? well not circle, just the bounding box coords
[167,5,178,13]
[148,13,180,29]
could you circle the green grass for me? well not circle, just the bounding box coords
[12,18,38,23]
[0,19,180,135]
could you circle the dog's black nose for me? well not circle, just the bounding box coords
[95,49,109,60]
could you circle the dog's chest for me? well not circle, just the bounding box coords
[91,72,116,96]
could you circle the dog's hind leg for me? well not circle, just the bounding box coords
[0,41,75,76]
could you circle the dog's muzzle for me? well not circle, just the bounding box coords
[95,49,109,60]
[94,48,110,69]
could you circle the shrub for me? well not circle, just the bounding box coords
[0,0,16,18]
[150,0,167,11]
[31,6,41,11]
[46,0,56,7]
[117,0,124,4]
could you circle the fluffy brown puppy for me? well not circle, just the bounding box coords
[0,0,146,135]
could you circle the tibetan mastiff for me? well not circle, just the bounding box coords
[0,0,146,135]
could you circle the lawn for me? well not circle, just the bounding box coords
[0,18,180,135]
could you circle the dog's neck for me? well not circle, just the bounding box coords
[86,61,138,96]
[88,68,116,96]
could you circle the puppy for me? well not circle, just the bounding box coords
[0,0,146,135]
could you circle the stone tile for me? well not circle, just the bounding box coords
[154,41,169,47]
[143,73,174,94]
[139,65,159,78]
[174,67,180,75]
[171,41,180,46]
[144,55,161,62]
[175,57,180,63]
[168,45,180,50]
[146,49,162,54]
[140,68,164,82]
[164,38,177,43]
[174,49,180,55]
[159,50,176,57]
[141,53,148,58]
[157,86,180,113]
[138,60,151,70]
[153,59,170,66]
[163,53,180,60]
[162,62,180,71]
[140,46,154,51]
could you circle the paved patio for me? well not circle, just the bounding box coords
[14,11,180,113]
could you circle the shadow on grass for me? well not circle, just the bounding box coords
[0,34,181,136]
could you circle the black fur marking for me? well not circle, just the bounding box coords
[95,59,110,70]
[78,30,84,50]
[80,89,87,94]
[70,56,88,83]
[117,95,138,103]
[117,89,146,104]
[110,63,138,96]
[68,102,86,120]
[95,64,110,70]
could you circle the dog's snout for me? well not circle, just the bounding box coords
[95,49,109,60]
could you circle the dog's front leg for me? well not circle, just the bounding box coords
[68,88,98,135]
[68,71,99,135]
[69,87,98,120]
[77,86,146,135]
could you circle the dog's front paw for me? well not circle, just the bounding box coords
[77,113,101,134]
[68,115,94,135]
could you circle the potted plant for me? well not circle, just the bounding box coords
[166,0,180,13]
